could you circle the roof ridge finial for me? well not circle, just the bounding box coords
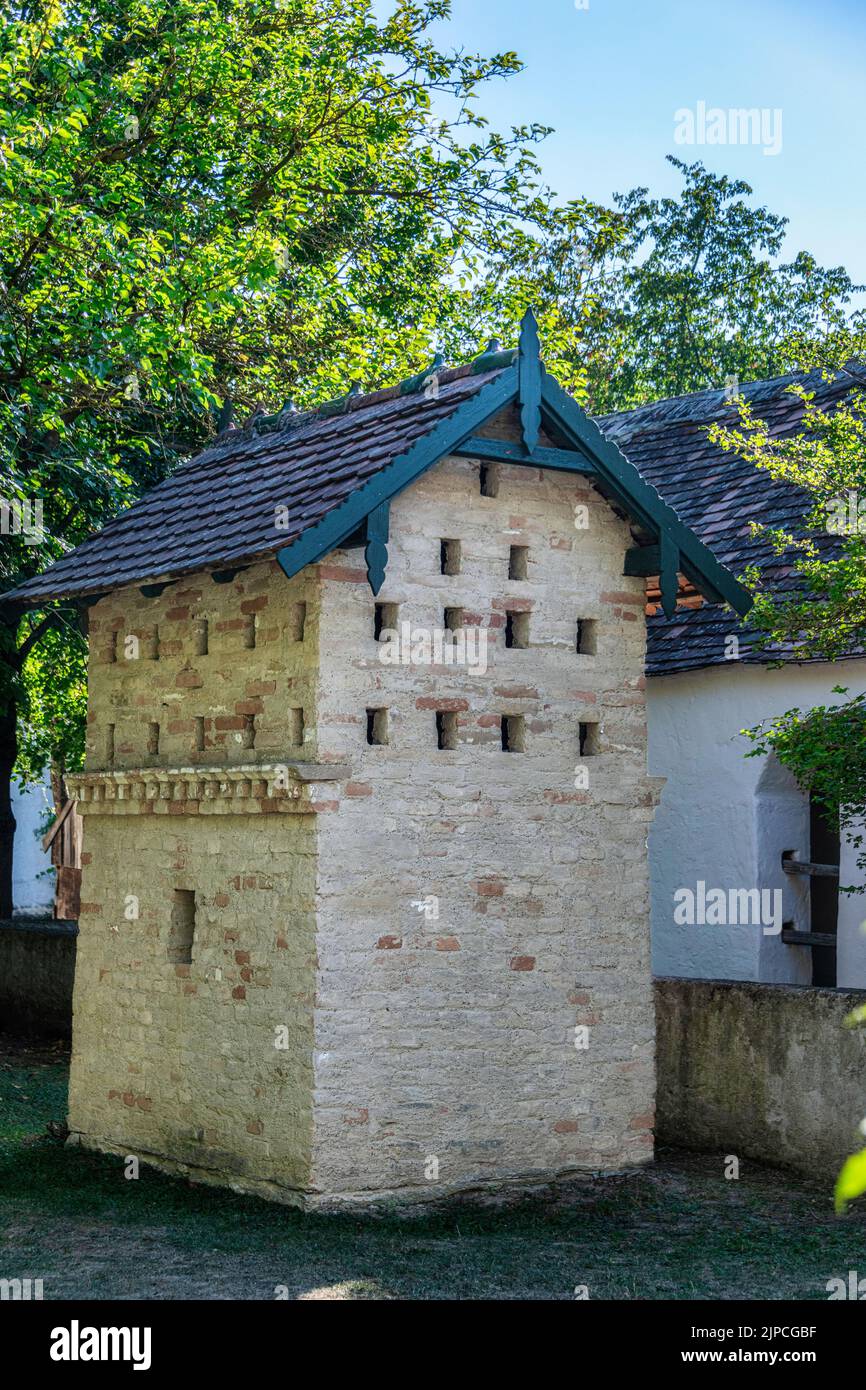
[518,307,542,452]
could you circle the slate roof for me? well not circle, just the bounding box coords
[4,363,506,607]
[599,368,859,677]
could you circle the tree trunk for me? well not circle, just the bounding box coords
[0,693,17,919]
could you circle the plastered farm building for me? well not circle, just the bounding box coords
[5,314,748,1207]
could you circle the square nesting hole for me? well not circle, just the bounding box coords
[366,708,389,746]
[440,539,462,576]
[576,619,598,655]
[374,602,399,641]
[480,462,500,498]
[505,610,530,649]
[501,714,526,753]
[436,710,458,751]
[579,721,600,756]
[508,545,528,581]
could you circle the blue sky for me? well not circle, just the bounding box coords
[414,0,866,288]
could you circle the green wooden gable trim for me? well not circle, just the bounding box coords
[277,311,752,622]
[364,502,390,596]
[452,436,596,474]
[538,369,752,618]
[276,366,519,588]
[517,308,542,452]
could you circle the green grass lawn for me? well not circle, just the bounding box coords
[1,1038,864,1300]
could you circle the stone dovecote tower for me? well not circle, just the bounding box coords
[4,314,750,1208]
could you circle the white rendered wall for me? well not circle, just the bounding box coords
[646,659,866,988]
[12,777,55,916]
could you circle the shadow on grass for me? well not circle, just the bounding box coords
[1,1048,864,1299]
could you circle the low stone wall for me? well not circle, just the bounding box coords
[0,918,77,1037]
[655,976,866,1180]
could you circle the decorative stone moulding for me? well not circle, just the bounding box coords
[66,762,350,817]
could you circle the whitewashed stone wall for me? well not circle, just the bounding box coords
[647,660,866,988]
[311,445,660,1201]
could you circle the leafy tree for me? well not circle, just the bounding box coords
[710,328,866,862]
[0,0,546,912]
[465,158,861,412]
[710,326,866,1211]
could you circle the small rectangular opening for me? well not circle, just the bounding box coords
[242,714,256,749]
[576,619,598,655]
[505,611,529,649]
[374,602,399,641]
[509,545,528,581]
[147,721,160,756]
[193,618,209,657]
[366,707,389,746]
[440,539,461,576]
[501,714,525,753]
[106,724,115,768]
[194,716,205,753]
[436,710,458,751]
[288,707,304,746]
[444,606,463,634]
[168,889,196,966]
[244,614,257,650]
[579,721,599,756]
[480,463,499,498]
[290,602,306,643]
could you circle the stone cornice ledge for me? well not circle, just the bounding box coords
[66,762,351,816]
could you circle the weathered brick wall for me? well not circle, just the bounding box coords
[84,563,315,769]
[311,443,660,1200]
[68,563,321,1196]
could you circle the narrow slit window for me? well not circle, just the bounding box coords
[374,602,399,641]
[106,724,115,768]
[501,714,525,753]
[194,716,205,753]
[509,545,528,581]
[436,710,458,751]
[579,721,600,757]
[290,602,306,643]
[366,707,389,746]
[480,463,499,498]
[504,611,529,649]
[168,889,196,966]
[147,721,160,756]
[193,618,209,656]
[244,614,257,650]
[440,539,461,576]
[288,707,304,746]
[242,714,256,749]
[576,619,598,655]
[444,606,463,635]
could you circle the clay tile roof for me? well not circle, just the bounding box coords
[6,363,504,606]
[596,367,859,676]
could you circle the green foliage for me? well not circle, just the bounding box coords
[16,617,87,786]
[836,994,866,1213]
[708,326,866,1213]
[712,326,866,901]
[0,0,546,782]
[744,690,866,888]
[468,157,861,412]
